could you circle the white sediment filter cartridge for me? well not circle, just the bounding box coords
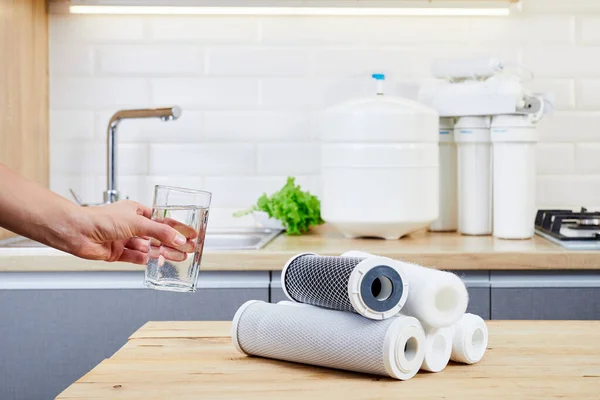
[451,313,489,364]
[232,300,426,380]
[281,253,409,320]
[341,251,468,328]
[420,326,453,373]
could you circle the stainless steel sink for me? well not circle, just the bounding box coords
[0,228,283,251]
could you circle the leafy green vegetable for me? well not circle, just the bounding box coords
[233,177,324,235]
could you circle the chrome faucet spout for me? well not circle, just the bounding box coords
[105,106,181,204]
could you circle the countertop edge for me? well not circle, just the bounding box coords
[1,249,600,271]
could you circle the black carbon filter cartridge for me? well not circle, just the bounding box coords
[281,253,409,320]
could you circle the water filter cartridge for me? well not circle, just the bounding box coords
[232,300,426,380]
[451,313,489,364]
[491,115,539,239]
[282,253,409,320]
[420,326,453,373]
[341,251,468,328]
[454,116,492,236]
[430,117,458,232]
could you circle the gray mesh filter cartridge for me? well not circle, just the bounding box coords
[232,300,426,380]
[420,326,453,373]
[342,251,469,328]
[451,313,488,364]
[281,253,409,320]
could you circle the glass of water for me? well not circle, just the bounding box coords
[144,185,211,292]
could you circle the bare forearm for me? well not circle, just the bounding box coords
[0,163,86,253]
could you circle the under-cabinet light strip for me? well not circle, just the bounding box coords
[69,5,511,16]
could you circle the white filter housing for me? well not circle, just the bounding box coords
[429,117,458,232]
[454,116,492,236]
[491,115,539,239]
[318,80,439,240]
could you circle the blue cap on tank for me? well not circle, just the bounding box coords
[371,73,385,80]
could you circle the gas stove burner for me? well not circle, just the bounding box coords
[535,208,600,250]
[573,219,600,229]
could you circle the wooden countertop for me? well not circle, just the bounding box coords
[56,320,600,400]
[2,225,600,272]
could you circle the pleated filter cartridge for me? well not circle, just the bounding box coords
[232,300,426,380]
[281,253,409,320]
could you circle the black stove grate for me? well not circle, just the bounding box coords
[535,208,600,241]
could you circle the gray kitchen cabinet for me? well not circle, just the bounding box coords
[0,271,268,400]
[491,271,600,320]
[450,271,490,320]
[271,271,491,319]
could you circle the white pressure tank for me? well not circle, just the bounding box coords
[317,74,440,240]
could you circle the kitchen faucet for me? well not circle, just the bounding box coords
[70,106,182,207]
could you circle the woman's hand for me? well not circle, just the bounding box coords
[73,200,199,265]
[0,163,200,266]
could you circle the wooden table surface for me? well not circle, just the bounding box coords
[4,225,600,272]
[56,320,600,400]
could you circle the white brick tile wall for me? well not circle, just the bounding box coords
[525,79,575,110]
[256,143,320,175]
[50,44,94,76]
[575,143,600,173]
[207,48,312,76]
[204,176,302,208]
[48,9,600,222]
[51,143,148,175]
[50,15,144,43]
[94,110,203,142]
[261,77,377,110]
[260,17,367,45]
[536,143,575,174]
[365,17,471,45]
[537,113,600,142]
[575,79,600,109]
[314,49,415,77]
[151,78,259,109]
[148,16,259,42]
[469,15,574,45]
[203,111,309,142]
[96,45,204,75]
[50,175,102,206]
[579,16,600,44]
[522,46,600,77]
[51,78,151,109]
[537,175,600,208]
[50,111,95,140]
[148,144,255,176]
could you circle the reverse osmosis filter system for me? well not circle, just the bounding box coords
[420,56,552,238]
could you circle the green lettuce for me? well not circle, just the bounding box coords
[233,177,324,235]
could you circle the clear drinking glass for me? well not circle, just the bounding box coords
[144,185,211,292]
